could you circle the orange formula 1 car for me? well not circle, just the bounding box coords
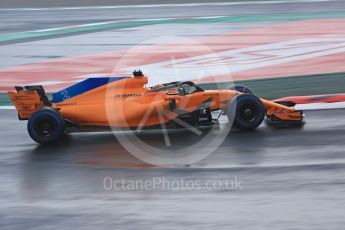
[8,71,304,144]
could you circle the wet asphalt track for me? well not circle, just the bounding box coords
[1,108,345,229]
[1,0,345,34]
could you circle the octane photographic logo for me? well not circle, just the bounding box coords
[105,36,235,166]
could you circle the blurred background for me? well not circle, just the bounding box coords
[1,0,345,229]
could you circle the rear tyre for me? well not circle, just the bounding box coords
[230,85,253,94]
[227,94,266,131]
[27,107,65,144]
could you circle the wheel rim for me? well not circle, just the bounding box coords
[34,118,55,138]
[239,103,258,122]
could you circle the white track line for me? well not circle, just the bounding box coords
[296,102,345,110]
[0,106,15,110]
[8,16,223,35]
[0,0,337,11]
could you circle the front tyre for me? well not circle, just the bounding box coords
[27,107,65,144]
[227,94,266,131]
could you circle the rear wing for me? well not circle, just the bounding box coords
[8,85,51,120]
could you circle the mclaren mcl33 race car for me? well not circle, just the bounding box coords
[8,71,304,144]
